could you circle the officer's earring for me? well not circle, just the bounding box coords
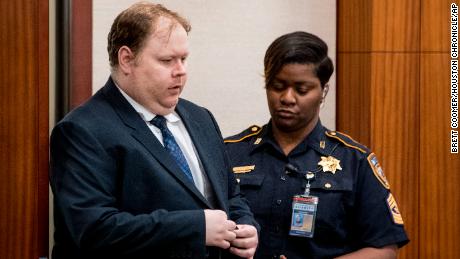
[320,85,329,108]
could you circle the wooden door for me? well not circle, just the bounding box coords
[0,0,49,258]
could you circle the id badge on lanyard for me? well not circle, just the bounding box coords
[289,195,318,238]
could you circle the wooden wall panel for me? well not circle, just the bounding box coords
[422,0,456,51]
[338,0,420,52]
[0,0,49,258]
[336,53,372,145]
[420,53,460,258]
[369,54,419,258]
[372,0,420,51]
[420,1,460,257]
[70,0,92,110]
[337,0,372,52]
[338,1,420,258]
[339,0,460,258]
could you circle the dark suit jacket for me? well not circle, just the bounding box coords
[49,78,257,259]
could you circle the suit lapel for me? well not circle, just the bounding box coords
[102,78,210,207]
[176,103,227,210]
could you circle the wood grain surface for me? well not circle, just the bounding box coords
[338,0,460,258]
[420,53,460,258]
[0,0,49,258]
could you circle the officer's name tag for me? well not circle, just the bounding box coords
[289,195,319,238]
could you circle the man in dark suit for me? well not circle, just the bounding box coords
[49,2,258,259]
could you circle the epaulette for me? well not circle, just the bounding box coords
[224,125,262,143]
[325,130,369,153]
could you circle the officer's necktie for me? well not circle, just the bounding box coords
[150,116,194,183]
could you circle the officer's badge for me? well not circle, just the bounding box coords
[367,153,390,189]
[318,156,342,174]
[232,165,255,174]
[386,193,404,225]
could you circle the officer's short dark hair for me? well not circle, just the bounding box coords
[264,31,334,88]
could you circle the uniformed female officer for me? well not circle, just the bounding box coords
[224,31,409,259]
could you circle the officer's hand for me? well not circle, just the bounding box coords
[229,224,258,259]
[204,210,237,249]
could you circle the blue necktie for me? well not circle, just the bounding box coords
[151,116,194,183]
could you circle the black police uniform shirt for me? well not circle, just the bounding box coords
[224,121,409,259]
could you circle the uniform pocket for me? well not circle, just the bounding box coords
[309,175,354,246]
[236,173,265,187]
[235,173,266,212]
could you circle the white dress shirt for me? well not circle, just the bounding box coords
[116,86,207,196]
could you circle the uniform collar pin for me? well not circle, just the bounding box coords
[320,140,326,149]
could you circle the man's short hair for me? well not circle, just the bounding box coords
[107,2,191,68]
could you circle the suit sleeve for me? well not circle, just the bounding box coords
[205,109,260,231]
[50,121,206,256]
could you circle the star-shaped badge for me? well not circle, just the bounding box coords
[318,156,342,174]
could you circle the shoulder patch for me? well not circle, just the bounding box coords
[224,125,262,143]
[325,131,368,153]
[386,193,404,225]
[367,153,390,189]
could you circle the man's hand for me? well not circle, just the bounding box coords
[204,210,237,249]
[229,224,258,259]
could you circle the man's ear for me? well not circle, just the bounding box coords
[118,46,135,75]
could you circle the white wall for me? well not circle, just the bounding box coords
[93,0,337,136]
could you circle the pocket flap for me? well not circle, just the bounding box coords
[236,174,265,187]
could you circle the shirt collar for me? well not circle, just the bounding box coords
[249,122,282,154]
[250,120,335,156]
[303,121,341,156]
[115,84,180,123]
